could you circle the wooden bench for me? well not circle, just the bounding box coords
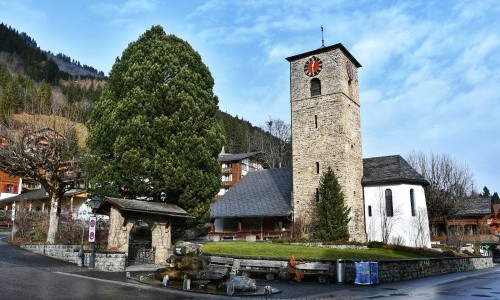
[207,256,335,283]
[295,262,334,283]
[209,256,234,267]
[239,259,288,280]
[0,221,11,229]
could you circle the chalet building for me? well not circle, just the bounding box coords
[0,170,22,200]
[216,148,265,198]
[0,188,87,218]
[210,42,433,247]
[211,168,292,240]
[0,136,22,199]
[431,197,498,245]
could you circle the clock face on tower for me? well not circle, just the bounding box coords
[304,56,322,77]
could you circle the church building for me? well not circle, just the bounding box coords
[210,43,431,248]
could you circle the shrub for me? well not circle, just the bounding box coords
[441,250,456,257]
[367,241,384,248]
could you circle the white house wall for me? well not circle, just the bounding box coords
[364,184,431,248]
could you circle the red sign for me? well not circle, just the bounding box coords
[88,216,96,242]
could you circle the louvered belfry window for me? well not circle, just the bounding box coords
[311,78,321,97]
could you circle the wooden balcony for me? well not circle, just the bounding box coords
[221,167,232,174]
[431,234,499,244]
[221,181,232,187]
[208,230,291,241]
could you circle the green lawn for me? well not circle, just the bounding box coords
[202,242,425,260]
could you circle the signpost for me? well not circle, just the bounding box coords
[87,196,101,270]
[88,216,96,269]
[11,202,16,240]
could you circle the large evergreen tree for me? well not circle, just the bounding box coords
[85,26,223,224]
[492,192,500,205]
[315,167,351,241]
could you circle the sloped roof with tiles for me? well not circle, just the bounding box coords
[362,155,429,187]
[211,167,292,218]
[456,197,492,216]
[0,188,85,204]
[218,152,262,163]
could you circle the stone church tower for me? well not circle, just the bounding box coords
[286,44,366,242]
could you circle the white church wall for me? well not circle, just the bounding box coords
[364,184,431,248]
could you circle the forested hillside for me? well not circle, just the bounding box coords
[0,23,290,167]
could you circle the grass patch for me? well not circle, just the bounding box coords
[202,242,426,260]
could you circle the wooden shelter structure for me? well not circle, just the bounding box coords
[98,197,189,265]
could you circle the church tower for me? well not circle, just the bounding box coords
[286,44,366,241]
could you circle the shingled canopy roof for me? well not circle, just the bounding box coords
[218,152,262,163]
[99,197,189,218]
[362,155,429,187]
[211,167,292,219]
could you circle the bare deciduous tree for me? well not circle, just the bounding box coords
[260,117,291,168]
[412,207,430,248]
[368,187,402,244]
[406,151,476,238]
[0,110,84,244]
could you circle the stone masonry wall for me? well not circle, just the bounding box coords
[343,257,494,283]
[209,255,494,284]
[21,244,126,272]
[289,46,366,241]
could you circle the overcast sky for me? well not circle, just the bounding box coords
[1,0,498,194]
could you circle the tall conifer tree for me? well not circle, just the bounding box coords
[85,26,223,224]
[315,167,351,241]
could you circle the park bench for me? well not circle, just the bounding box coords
[295,262,334,283]
[238,259,288,280]
[208,256,336,283]
[0,220,11,228]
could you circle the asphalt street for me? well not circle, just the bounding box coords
[1,232,500,299]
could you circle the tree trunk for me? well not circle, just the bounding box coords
[46,196,60,244]
[444,215,450,244]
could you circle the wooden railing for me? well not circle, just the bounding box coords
[431,234,499,244]
[221,167,231,174]
[209,230,291,240]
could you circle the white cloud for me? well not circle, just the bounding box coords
[90,0,157,17]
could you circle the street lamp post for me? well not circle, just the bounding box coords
[88,196,101,270]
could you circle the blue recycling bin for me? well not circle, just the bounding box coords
[354,261,379,285]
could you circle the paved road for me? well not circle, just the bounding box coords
[1,231,500,299]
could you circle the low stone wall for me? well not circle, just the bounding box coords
[21,244,126,272]
[344,256,494,283]
[209,255,494,284]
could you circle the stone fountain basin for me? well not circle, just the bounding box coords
[129,271,281,296]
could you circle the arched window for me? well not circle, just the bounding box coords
[311,78,321,97]
[385,189,393,217]
[410,189,416,216]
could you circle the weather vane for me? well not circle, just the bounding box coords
[321,25,325,48]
